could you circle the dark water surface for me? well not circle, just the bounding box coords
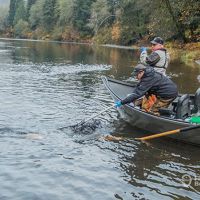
[0,39,200,200]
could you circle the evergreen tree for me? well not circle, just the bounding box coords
[107,0,120,15]
[3,0,200,43]
[57,0,74,26]
[8,0,17,26]
[42,0,57,31]
[0,7,8,31]
[119,0,150,44]
[27,0,36,18]
[13,0,27,25]
[29,0,45,29]
[72,0,94,36]
[89,0,110,33]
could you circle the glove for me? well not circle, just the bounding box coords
[140,47,147,53]
[115,101,122,108]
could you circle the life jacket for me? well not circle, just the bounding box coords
[154,49,169,69]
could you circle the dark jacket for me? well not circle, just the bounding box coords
[121,67,178,105]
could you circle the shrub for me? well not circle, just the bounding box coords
[14,19,30,38]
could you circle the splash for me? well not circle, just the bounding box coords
[50,63,112,76]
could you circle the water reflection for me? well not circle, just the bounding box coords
[100,136,200,199]
[168,59,200,93]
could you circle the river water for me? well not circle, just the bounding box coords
[0,39,200,200]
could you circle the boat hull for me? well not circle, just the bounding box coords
[102,76,200,145]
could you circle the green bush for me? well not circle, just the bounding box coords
[93,27,112,44]
[14,19,30,38]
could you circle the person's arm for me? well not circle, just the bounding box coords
[145,51,160,66]
[140,48,148,65]
[121,80,152,105]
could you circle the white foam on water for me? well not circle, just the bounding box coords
[49,63,112,76]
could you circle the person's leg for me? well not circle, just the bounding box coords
[150,98,173,116]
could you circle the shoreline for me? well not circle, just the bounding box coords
[0,37,92,46]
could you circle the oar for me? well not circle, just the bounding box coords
[75,105,114,126]
[135,124,200,141]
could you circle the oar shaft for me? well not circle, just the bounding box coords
[78,105,114,125]
[136,124,200,141]
[136,129,180,140]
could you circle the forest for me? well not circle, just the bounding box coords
[0,0,199,45]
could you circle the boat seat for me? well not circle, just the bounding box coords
[172,96,179,107]
[193,88,200,114]
[175,94,191,119]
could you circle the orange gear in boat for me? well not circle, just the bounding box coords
[142,95,157,112]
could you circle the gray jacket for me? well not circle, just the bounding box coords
[140,49,170,76]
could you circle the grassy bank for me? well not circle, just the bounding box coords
[166,42,200,66]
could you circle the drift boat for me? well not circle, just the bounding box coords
[102,76,200,145]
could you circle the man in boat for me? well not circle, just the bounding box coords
[115,64,178,116]
[139,37,170,76]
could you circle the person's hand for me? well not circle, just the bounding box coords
[140,47,147,53]
[114,101,122,108]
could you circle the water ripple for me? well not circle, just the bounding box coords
[0,40,199,200]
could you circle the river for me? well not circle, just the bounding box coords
[0,39,200,200]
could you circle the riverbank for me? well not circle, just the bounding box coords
[166,42,200,66]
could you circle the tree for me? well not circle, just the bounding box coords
[107,0,121,15]
[57,0,74,26]
[119,0,150,44]
[13,0,27,25]
[29,0,45,29]
[173,0,200,42]
[42,0,57,31]
[72,0,94,36]
[163,0,187,42]
[89,0,110,33]
[8,0,16,26]
[27,0,36,18]
[0,6,8,32]
[14,19,30,37]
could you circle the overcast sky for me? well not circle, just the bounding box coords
[0,0,9,5]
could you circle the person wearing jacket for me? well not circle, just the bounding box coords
[140,37,170,76]
[115,64,178,116]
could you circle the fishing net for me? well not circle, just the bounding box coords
[69,119,102,134]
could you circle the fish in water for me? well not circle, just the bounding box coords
[103,135,123,141]
[26,133,43,140]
